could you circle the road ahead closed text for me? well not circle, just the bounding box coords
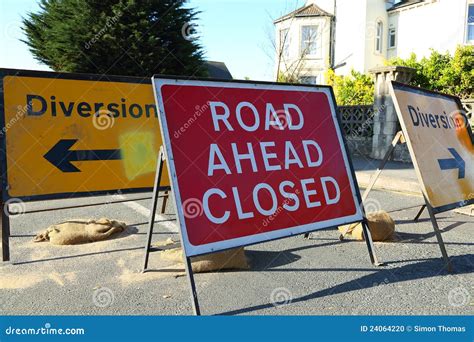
[154,80,363,256]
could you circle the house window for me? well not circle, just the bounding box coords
[301,25,319,56]
[375,21,383,53]
[467,4,474,42]
[299,76,318,85]
[388,27,396,48]
[280,28,290,58]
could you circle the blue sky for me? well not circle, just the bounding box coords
[0,0,305,80]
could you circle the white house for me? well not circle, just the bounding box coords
[274,0,474,84]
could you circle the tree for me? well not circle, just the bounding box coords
[387,45,474,99]
[22,0,208,77]
[326,69,374,106]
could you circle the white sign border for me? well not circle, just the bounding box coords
[152,77,364,257]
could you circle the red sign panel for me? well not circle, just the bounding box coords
[153,78,363,256]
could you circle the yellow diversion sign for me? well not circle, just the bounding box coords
[0,69,169,200]
[390,81,474,212]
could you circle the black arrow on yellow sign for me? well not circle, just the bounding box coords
[44,139,122,172]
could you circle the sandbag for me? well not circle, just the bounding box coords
[34,218,127,245]
[160,246,249,273]
[339,210,395,241]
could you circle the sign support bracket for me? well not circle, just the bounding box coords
[338,130,452,272]
[413,204,426,222]
[361,131,405,202]
[1,200,11,262]
[361,220,380,266]
[304,213,382,266]
[424,197,452,272]
[339,130,420,240]
[142,146,201,315]
[338,131,405,241]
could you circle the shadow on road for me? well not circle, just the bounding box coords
[393,221,472,246]
[217,253,474,315]
[13,246,143,265]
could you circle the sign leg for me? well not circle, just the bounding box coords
[339,131,403,241]
[425,200,452,272]
[142,148,165,272]
[184,256,201,316]
[413,204,426,222]
[361,131,403,202]
[160,190,169,214]
[360,220,382,266]
[1,201,10,262]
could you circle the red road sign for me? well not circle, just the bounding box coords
[153,78,363,256]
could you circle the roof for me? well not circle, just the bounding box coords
[205,61,233,80]
[388,0,424,12]
[274,4,333,24]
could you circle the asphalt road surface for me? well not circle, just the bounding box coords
[1,189,472,315]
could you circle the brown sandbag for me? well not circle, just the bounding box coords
[34,218,127,245]
[160,246,249,273]
[338,210,395,241]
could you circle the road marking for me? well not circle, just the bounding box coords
[117,195,179,233]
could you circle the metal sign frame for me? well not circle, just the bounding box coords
[339,129,454,271]
[0,68,172,202]
[153,76,367,256]
[375,81,474,272]
[390,81,474,214]
[143,76,381,315]
[0,68,171,262]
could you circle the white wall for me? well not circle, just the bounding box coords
[276,0,472,83]
[275,15,332,83]
[332,0,368,75]
[388,0,470,60]
[364,0,388,71]
[307,0,388,75]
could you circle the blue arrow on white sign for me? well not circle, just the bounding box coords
[437,148,465,179]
